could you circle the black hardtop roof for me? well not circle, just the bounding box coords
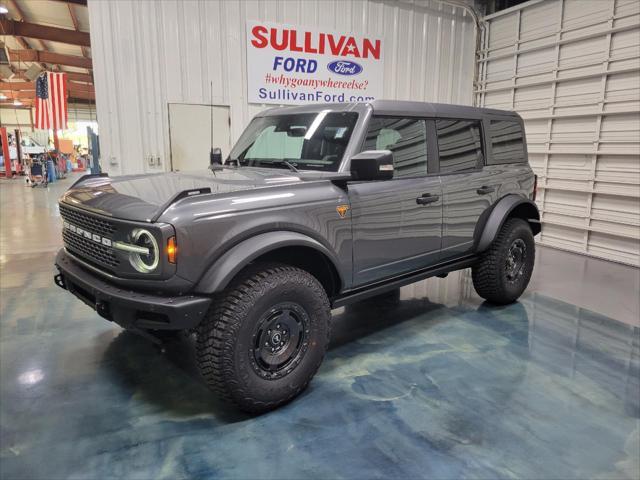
[371,100,520,119]
[259,100,520,120]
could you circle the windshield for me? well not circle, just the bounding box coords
[229,111,358,172]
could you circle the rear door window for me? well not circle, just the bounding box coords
[436,119,483,174]
[489,120,525,164]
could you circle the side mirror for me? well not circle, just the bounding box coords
[350,150,394,181]
[210,147,223,170]
[210,147,222,165]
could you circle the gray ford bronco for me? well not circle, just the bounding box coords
[54,100,540,412]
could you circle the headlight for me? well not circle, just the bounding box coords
[128,228,159,273]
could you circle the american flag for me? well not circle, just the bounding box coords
[35,72,68,131]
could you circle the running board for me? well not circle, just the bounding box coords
[331,255,478,308]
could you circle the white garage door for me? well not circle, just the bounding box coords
[477,0,640,266]
[169,103,231,172]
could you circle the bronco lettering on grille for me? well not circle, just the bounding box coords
[63,221,113,247]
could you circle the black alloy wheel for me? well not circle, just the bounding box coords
[250,303,310,380]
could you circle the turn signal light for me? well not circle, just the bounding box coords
[167,236,177,264]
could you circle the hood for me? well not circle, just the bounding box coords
[60,167,348,222]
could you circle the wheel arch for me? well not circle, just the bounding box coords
[194,231,344,297]
[475,194,541,253]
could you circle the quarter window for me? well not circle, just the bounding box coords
[361,117,428,178]
[436,119,483,174]
[489,120,525,164]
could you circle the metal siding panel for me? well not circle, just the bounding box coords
[87,0,475,175]
[478,0,640,266]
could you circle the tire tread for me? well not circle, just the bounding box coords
[472,217,534,304]
[196,263,330,413]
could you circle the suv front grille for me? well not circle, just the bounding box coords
[62,230,119,268]
[59,205,119,269]
[59,204,116,237]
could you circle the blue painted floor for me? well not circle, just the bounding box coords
[1,178,639,479]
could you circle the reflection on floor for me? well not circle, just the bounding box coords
[1,176,639,479]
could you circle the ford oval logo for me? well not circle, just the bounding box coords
[327,60,363,76]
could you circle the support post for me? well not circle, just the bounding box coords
[53,129,60,152]
[14,129,23,173]
[0,127,11,177]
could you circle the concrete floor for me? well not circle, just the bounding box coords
[1,175,639,479]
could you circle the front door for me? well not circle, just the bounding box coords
[349,117,442,286]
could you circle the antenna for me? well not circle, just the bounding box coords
[209,80,215,165]
[208,80,223,172]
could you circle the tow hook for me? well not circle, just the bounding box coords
[54,273,67,290]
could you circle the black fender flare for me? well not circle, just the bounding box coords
[475,195,541,253]
[194,231,344,294]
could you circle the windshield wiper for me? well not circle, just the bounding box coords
[281,161,300,173]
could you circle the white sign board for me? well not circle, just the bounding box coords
[246,21,384,105]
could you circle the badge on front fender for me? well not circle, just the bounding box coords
[336,205,350,218]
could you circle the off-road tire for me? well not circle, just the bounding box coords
[472,218,535,305]
[196,263,331,413]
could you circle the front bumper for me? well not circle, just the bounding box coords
[54,249,211,330]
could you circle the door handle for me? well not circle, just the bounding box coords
[477,186,495,195]
[416,193,440,205]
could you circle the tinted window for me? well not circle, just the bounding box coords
[362,117,428,178]
[436,119,483,173]
[489,120,525,164]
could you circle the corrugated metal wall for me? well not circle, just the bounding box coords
[477,0,640,266]
[87,0,476,176]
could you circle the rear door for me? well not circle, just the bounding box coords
[437,118,499,260]
[349,116,442,286]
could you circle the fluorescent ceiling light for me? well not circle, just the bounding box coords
[0,6,8,14]
[13,99,22,106]
[0,93,6,100]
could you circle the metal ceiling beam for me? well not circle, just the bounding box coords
[51,0,88,6]
[13,70,92,83]
[67,2,89,60]
[0,103,33,109]
[9,49,92,69]
[0,89,95,100]
[0,80,94,93]
[6,0,58,72]
[0,19,91,47]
